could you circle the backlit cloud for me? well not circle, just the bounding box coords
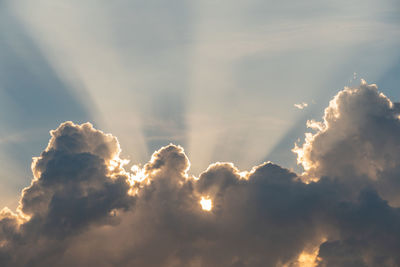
[294,79,400,205]
[1,81,400,266]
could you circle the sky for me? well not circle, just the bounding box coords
[0,1,400,266]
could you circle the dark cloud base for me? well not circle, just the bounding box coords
[1,81,400,266]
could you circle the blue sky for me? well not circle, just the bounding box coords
[0,0,399,209]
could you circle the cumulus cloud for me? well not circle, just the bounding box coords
[1,81,400,266]
[0,122,135,266]
[294,79,400,205]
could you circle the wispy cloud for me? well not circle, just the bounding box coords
[294,102,308,110]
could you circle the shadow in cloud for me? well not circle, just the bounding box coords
[262,113,310,173]
[0,2,94,200]
[0,3,92,130]
[144,90,187,153]
[376,58,400,101]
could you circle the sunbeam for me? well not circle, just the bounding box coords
[187,1,400,174]
[0,2,400,264]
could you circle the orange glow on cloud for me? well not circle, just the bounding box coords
[297,250,320,267]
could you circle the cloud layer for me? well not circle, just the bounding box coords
[1,81,400,266]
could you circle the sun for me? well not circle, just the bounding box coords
[200,196,213,211]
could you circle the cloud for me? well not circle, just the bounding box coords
[1,81,400,266]
[0,122,135,266]
[294,102,308,110]
[294,79,400,205]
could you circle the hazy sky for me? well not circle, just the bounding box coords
[1,0,399,209]
[0,2,400,265]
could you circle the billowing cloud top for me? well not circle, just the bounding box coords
[1,81,400,266]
